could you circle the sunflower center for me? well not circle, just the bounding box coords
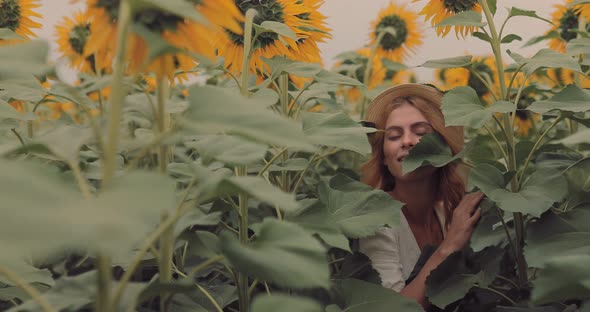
[227,0,286,48]
[69,24,91,55]
[0,0,21,32]
[443,0,477,13]
[95,0,203,33]
[375,15,408,51]
[558,8,586,42]
[468,61,494,96]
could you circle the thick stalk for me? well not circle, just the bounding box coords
[359,31,386,120]
[236,166,250,312]
[156,72,169,173]
[479,0,528,285]
[158,213,174,312]
[240,9,256,96]
[278,73,289,219]
[102,0,132,186]
[96,254,112,312]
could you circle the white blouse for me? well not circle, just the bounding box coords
[359,206,447,292]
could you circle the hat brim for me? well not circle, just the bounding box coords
[365,83,444,124]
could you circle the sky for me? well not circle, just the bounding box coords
[34,0,557,82]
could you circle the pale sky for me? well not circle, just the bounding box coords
[34,0,556,82]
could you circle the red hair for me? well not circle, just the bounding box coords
[361,95,465,229]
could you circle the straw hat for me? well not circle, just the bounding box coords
[365,83,445,126]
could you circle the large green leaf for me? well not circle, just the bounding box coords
[531,255,590,304]
[566,38,590,56]
[0,28,22,40]
[251,294,322,312]
[258,21,297,40]
[442,86,513,128]
[470,198,512,252]
[220,219,330,289]
[526,205,590,268]
[508,49,582,77]
[402,133,464,174]
[556,128,590,146]
[528,84,590,114]
[0,79,46,102]
[184,134,268,166]
[0,161,175,261]
[284,198,350,251]
[334,279,423,312]
[225,176,299,211]
[0,40,52,80]
[470,164,567,217]
[182,85,315,151]
[32,125,94,163]
[314,70,365,87]
[318,174,402,238]
[506,7,552,24]
[436,11,485,28]
[301,112,374,154]
[263,56,322,80]
[418,55,472,69]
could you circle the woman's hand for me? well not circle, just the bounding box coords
[439,192,484,256]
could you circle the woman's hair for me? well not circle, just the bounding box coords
[361,95,465,229]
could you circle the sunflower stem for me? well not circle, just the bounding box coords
[236,165,250,312]
[479,0,528,286]
[240,9,257,97]
[103,0,132,187]
[96,254,112,312]
[158,212,174,312]
[359,30,386,121]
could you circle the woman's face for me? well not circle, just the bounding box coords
[383,102,435,180]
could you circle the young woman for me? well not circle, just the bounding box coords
[359,83,483,307]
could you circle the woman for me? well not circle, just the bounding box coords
[359,83,483,307]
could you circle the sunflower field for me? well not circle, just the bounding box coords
[2,0,590,311]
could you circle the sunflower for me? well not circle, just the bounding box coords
[415,0,481,38]
[436,67,469,90]
[547,1,590,53]
[55,10,112,74]
[293,0,331,64]
[0,0,42,44]
[215,0,311,76]
[84,0,243,81]
[369,3,423,62]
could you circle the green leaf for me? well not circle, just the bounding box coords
[251,294,322,312]
[507,7,552,24]
[0,28,23,40]
[528,84,590,114]
[523,30,559,47]
[402,133,464,174]
[442,86,513,128]
[334,279,423,312]
[225,176,299,211]
[173,208,222,237]
[501,34,522,44]
[489,0,497,15]
[566,38,590,56]
[0,40,52,80]
[258,21,297,40]
[314,70,365,87]
[381,58,408,71]
[32,125,94,163]
[0,262,54,288]
[301,112,374,154]
[131,0,206,23]
[247,158,308,174]
[220,219,330,289]
[263,56,322,80]
[418,55,472,69]
[0,79,46,102]
[470,198,511,252]
[184,134,268,166]
[182,85,315,151]
[0,161,175,261]
[570,0,590,5]
[508,49,582,77]
[556,128,590,146]
[531,255,590,304]
[470,164,567,217]
[436,11,485,28]
[318,174,402,238]
[473,31,492,43]
[285,199,350,251]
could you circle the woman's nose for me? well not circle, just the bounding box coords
[401,132,419,148]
